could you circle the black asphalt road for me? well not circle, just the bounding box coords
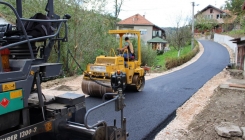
[85,40,230,140]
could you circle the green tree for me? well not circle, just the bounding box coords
[194,15,218,32]
[223,0,245,32]
[224,0,244,15]
[166,15,192,57]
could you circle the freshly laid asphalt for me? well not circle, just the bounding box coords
[85,40,230,140]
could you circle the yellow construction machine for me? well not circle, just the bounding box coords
[82,30,145,97]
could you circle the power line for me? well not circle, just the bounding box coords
[121,8,161,11]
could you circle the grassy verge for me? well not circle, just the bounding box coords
[155,45,192,67]
[165,45,199,70]
[222,29,245,38]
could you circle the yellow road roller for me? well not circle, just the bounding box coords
[82,30,145,97]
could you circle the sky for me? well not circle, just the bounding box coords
[114,0,227,27]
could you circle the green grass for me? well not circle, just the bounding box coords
[156,45,192,67]
[222,29,245,38]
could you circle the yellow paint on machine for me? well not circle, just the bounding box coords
[45,122,52,132]
[10,90,22,99]
[2,82,16,92]
[30,70,35,75]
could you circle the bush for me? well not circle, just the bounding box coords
[140,45,157,67]
[165,45,199,69]
[157,50,164,55]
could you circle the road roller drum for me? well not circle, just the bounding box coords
[82,79,113,97]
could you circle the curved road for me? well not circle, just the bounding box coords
[85,40,230,140]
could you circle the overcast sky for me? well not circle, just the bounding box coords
[115,0,227,27]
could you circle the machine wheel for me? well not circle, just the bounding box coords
[132,75,145,91]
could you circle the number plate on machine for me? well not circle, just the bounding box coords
[10,90,22,99]
[0,121,54,140]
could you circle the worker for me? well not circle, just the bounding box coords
[118,37,134,60]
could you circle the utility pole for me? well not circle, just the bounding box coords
[191,2,195,50]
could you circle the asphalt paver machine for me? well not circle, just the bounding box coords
[0,1,127,140]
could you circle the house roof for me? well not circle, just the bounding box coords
[117,14,154,26]
[195,5,225,17]
[230,38,245,46]
[117,14,165,34]
[230,38,240,43]
[200,5,224,14]
[147,37,167,43]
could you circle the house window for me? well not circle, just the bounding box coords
[159,30,162,36]
[156,31,159,36]
[216,14,219,19]
[140,29,147,35]
[153,31,156,36]
[210,8,213,13]
[205,15,208,19]
[211,15,213,19]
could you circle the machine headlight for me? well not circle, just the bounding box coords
[90,66,106,72]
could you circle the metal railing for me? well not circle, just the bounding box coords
[0,1,69,72]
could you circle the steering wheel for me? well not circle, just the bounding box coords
[117,48,123,56]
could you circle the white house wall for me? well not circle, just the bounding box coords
[116,25,153,44]
[133,26,153,44]
[201,8,224,23]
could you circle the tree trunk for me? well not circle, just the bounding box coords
[178,49,181,57]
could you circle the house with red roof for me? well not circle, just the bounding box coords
[117,14,166,46]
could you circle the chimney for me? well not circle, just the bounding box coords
[143,15,145,18]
